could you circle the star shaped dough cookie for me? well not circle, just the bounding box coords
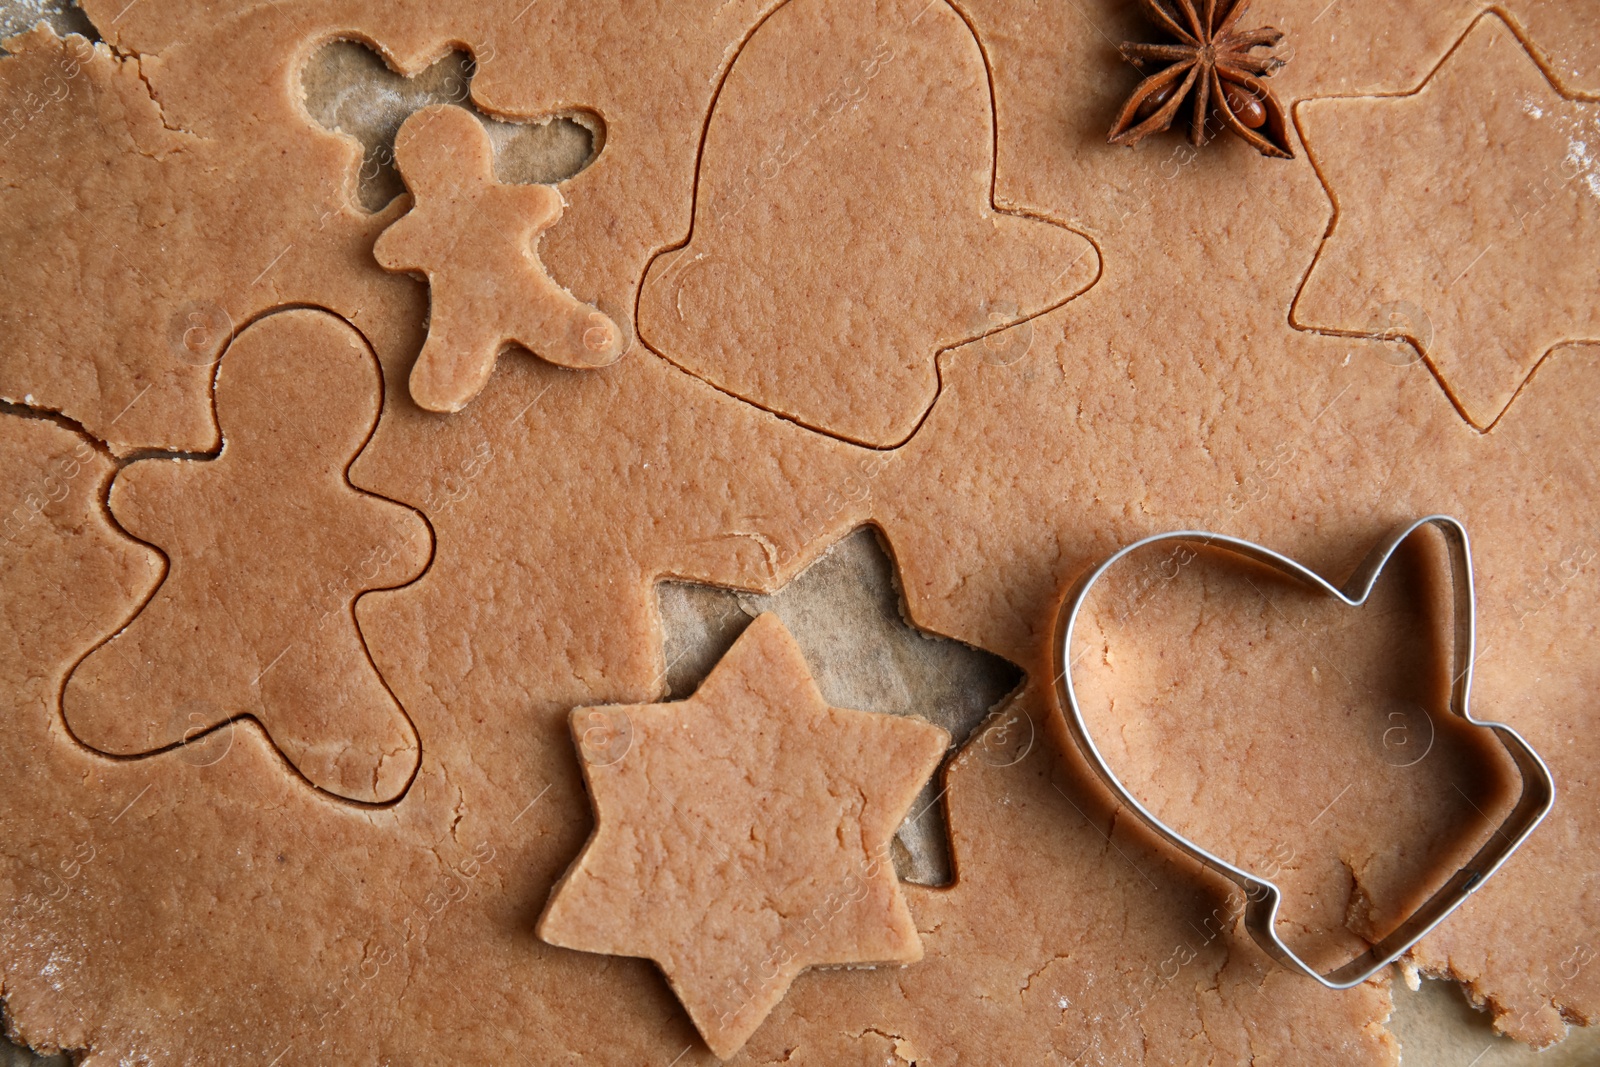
[538,612,950,1059]
[1295,14,1599,430]
[374,104,625,413]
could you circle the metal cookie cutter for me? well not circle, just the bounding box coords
[1052,515,1555,989]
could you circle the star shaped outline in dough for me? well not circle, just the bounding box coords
[1292,12,1600,431]
[537,612,950,1059]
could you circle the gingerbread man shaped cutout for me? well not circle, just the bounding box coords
[63,310,430,804]
[375,104,625,412]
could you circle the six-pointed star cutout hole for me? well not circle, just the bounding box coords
[657,525,1025,887]
[1293,12,1600,431]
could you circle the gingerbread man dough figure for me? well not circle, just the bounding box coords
[376,104,625,412]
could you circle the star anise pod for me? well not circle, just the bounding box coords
[1108,0,1294,159]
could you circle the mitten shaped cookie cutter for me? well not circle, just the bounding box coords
[1052,515,1555,989]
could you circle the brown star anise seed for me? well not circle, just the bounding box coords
[1108,0,1294,159]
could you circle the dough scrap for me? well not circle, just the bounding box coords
[375,104,624,412]
[61,309,430,804]
[539,612,949,1058]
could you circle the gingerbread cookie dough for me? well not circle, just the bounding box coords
[540,613,948,1058]
[1295,14,1600,430]
[0,0,1596,1062]
[61,310,429,804]
[375,104,624,412]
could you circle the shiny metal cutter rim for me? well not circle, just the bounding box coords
[1051,515,1556,989]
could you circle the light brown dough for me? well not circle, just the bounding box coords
[1295,14,1600,430]
[0,0,783,452]
[638,0,1096,447]
[1504,0,1600,95]
[0,0,1597,1063]
[62,310,429,803]
[0,25,419,454]
[375,104,623,412]
[539,612,948,1058]
[854,0,1600,1047]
